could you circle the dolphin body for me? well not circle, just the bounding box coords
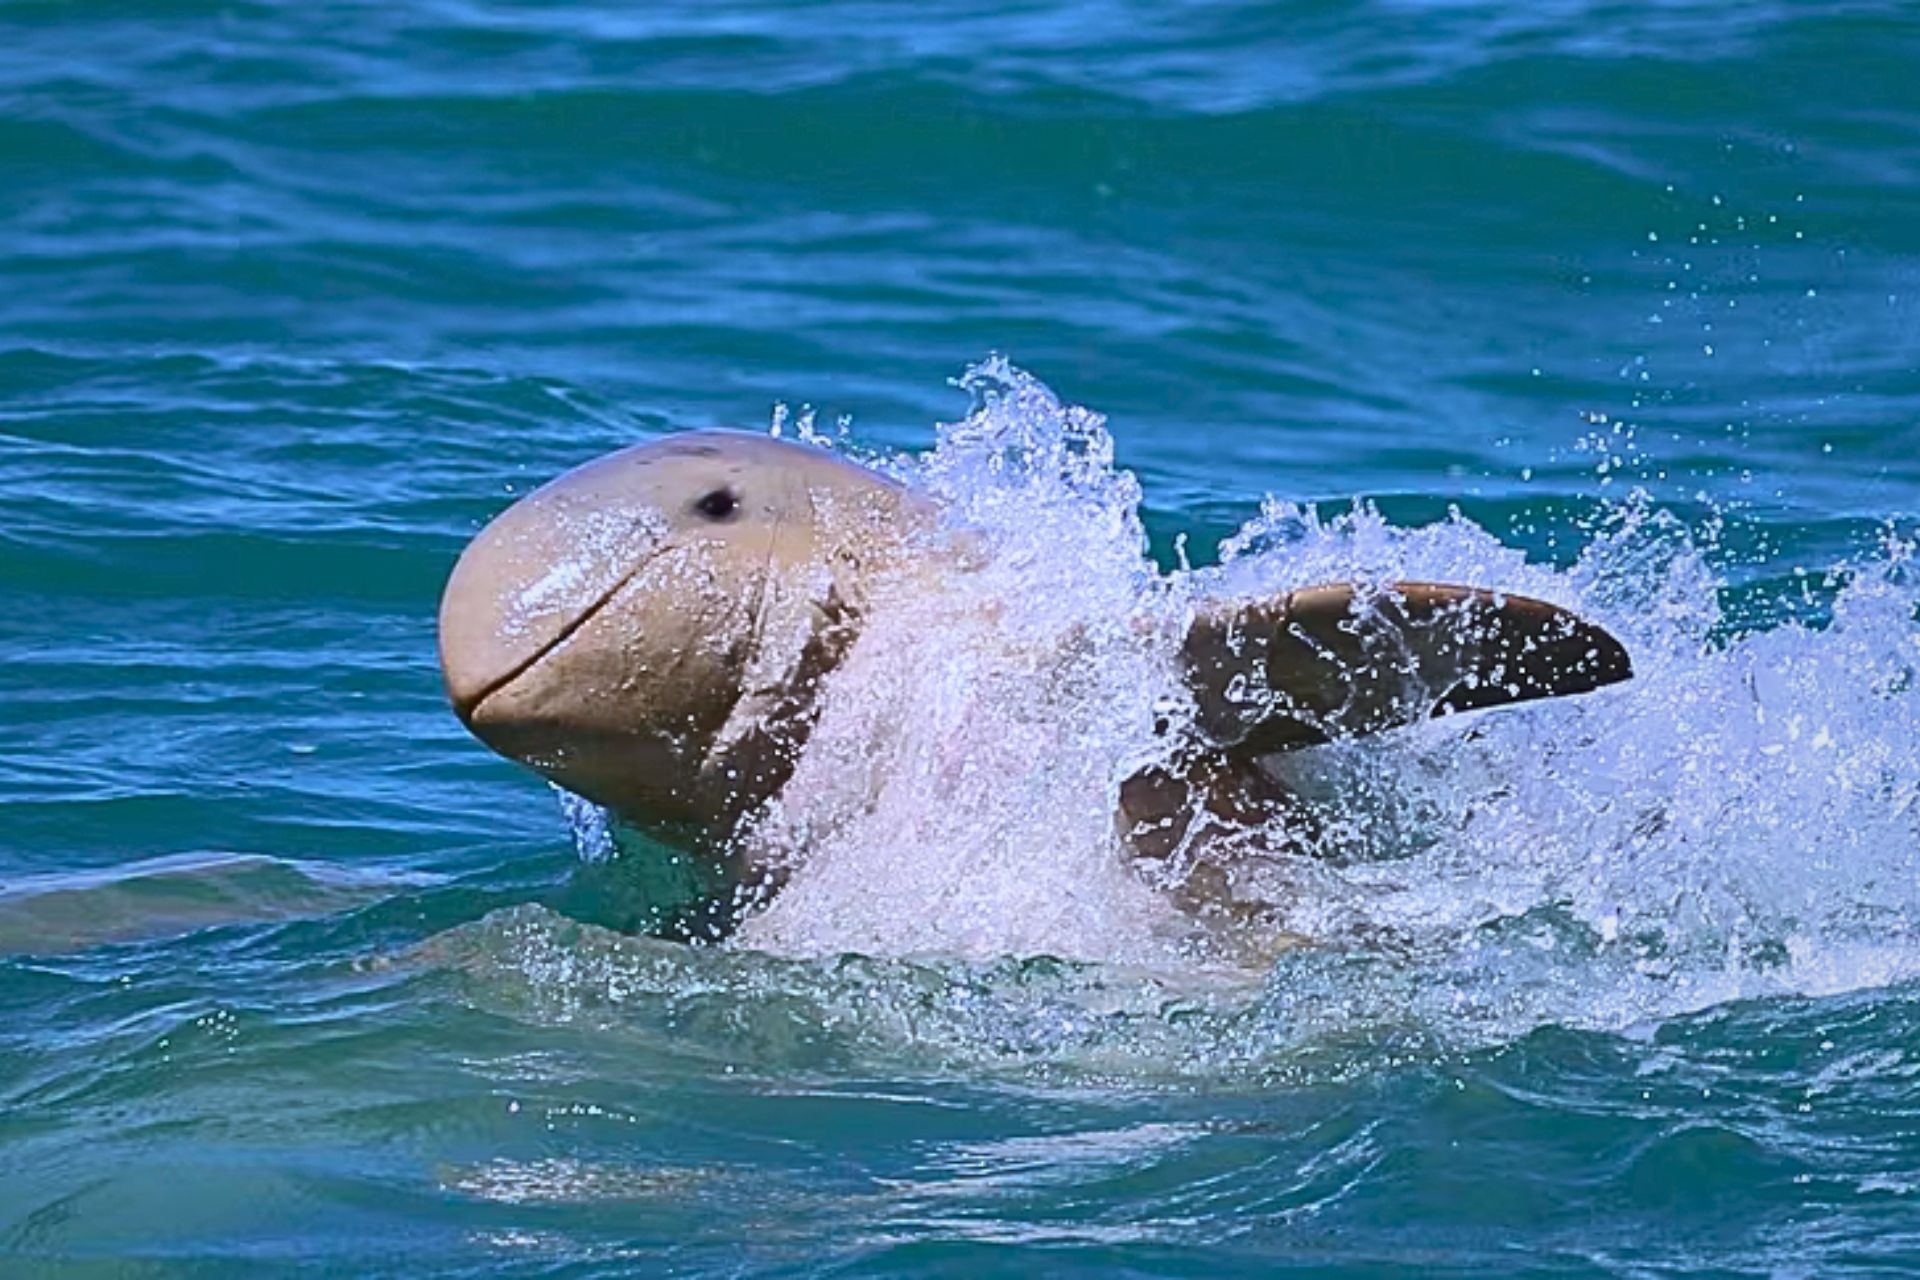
[439,430,1631,941]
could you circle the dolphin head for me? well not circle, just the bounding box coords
[439,430,920,844]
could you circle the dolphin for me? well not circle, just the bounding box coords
[439,430,1631,938]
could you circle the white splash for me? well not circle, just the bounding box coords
[558,358,1920,1043]
[734,361,1199,965]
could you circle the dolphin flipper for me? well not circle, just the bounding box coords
[1179,581,1633,756]
[1117,582,1631,877]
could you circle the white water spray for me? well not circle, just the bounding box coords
[548,359,1920,1046]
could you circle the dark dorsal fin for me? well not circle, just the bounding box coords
[1179,581,1632,757]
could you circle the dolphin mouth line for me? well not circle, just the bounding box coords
[456,542,673,723]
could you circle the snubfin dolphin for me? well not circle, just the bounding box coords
[439,430,1631,937]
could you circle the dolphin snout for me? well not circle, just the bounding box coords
[438,462,671,729]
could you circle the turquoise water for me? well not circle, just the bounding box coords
[7,1,1920,1273]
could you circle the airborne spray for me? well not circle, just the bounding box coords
[524,360,1920,1062]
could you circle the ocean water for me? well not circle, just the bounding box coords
[6,1,1920,1274]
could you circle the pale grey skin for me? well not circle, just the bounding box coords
[440,430,1632,936]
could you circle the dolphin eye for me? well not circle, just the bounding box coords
[692,487,740,521]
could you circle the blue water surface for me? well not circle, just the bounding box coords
[5,1,1920,1275]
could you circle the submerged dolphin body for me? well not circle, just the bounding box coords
[439,430,1631,940]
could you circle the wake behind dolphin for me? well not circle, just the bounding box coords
[438,360,1920,996]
